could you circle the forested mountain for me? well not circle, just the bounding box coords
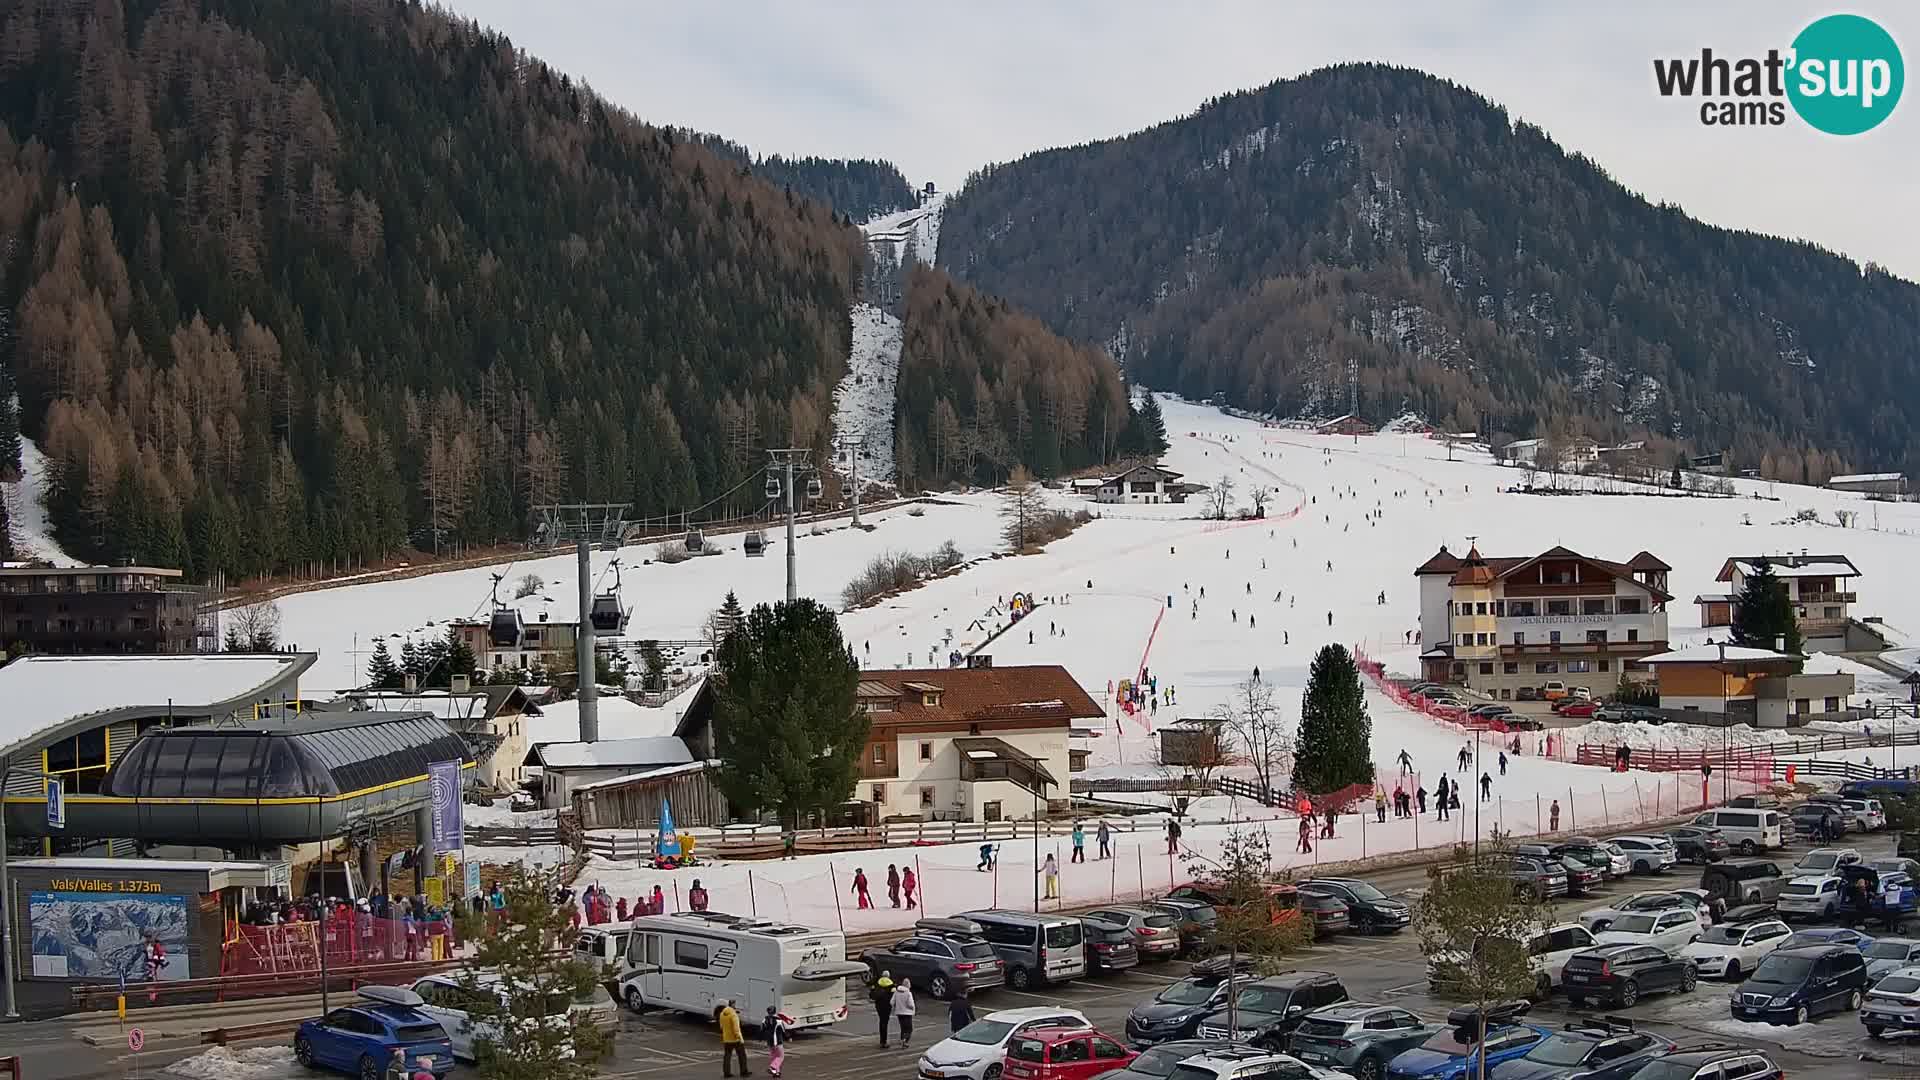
[689,134,916,223]
[0,0,865,580]
[941,64,1920,479]
[894,265,1148,491]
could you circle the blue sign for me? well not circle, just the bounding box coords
[46,777,64,830]
[657,797,681,857]
[428,760,463,854]
[463,859,481,897]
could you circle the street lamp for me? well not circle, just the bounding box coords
[1718,640,1728,804]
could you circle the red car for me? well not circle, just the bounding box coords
[1003,1025,1137,1080]
[1556,699,1600,718]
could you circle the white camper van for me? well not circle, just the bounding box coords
[617,911,867,1030]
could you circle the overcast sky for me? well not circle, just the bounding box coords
[446,1,1917,281]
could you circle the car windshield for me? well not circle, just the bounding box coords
[1235,986,1294,1013]
[1144,913,1178,928]
[1157,980,1219,1005]
[1875,976,1920,995]
[1419,1029,1477,1055]
[1752,954,1814,983]
[1610,915,1657,934]
[1134,1047,1204,1077]
[1522,1035,1597,1066]
[1341,882,1387,901]
[1697,926,1744,945]
[395,1024,447,1043]
[952,1019,1016,1045]
[1797,853,1839,871]
[1866,942,1913,959]
[959,941,997,960]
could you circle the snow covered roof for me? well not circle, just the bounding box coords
[1717,555,1861,581]
[0,653,315,760]
[1639,645,1800,665]
[341,686,540,724]
[525,736,693,770]
[1830,472,1904,485]
[575,760,709,792]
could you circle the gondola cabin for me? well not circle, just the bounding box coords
[488,606,524,647]
[805,476,823,500]
[684,528,704,552]
[743,531,766,558]
[589,593,627,634]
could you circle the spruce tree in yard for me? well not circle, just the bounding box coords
[453,867,609,1078]
[1294,643,1374,794]
[1137,393,1170,456]
[366,639,404,689]
[711,598,869,826]
[1730,557,1803,662]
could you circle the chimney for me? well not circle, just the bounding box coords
[451,674,471,693]
[1774,635,1786,653]
[403,672,418,692]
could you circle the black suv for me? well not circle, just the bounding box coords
[1194,970,1348,1049]
[1561,944,1698,1008]
[1484,1018,1673,1080]
[1611,1044,1783,1080]
[1301,878,1410,934]
[1729,944,1868,1025]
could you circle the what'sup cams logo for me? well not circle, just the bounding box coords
[1654,13,1903,134]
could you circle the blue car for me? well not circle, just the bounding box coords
[1781,927,1876,951]
[1386,1004,1548,1080]
[294,986,455,1080]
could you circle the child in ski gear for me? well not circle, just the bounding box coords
[689,880,710,912]
[764,1005,786,1077]
[1041,854,1060,899]
[1071,822,1085,863]
[902,867,917,909]
[1096,820,1112,859]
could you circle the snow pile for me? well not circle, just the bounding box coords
[3,436,82,566]
[1377,413,1432,435]
[166,1047,300,1080]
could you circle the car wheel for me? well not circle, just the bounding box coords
[295,1036,315,1068]
[1849,989,1864,1010]
[929,974,951,999]
[358,1055,381,1080]
[1355,1055,1383,1080]
[1740,840,1756,855]
[625,985,646,1013]
[1634,859,1651,874]
[1681,967,1697,993]
[1617,979,1639,1008]
[1724,960,1740,981]
[1791,1005,1808,1025]
[985,1065,1002,1080]
[1009,965,1034,990]
[860,964,877,986]
[1534,973,1553,1000]
[1868,1024,1886,1039]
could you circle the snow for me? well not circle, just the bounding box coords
[1831,472,1904,485]
[578,760,710,792]
[529,736,693,769]
[276,391,1920,933]
[165,1047,301,1080]
[525,694,686,746]
[0,653,311,758]
[1642,645,1798,664]
[3,435,82,566]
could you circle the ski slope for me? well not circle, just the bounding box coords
[2,436,82,567]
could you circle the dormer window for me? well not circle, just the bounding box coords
[924,692,941,707]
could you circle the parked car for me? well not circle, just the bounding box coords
[1149,898,1220,955]
[1699,859,1789,907]
[1383,1004,1547,1080]
[1430,923,1597,1002]
[1288,1003,1443,1080]
[1609,1045,1783,1080]
[1005,1025,1138,1080]
[409,972,613,1061]
[1124,958,1255,1046]
[1593,705,1665,723]
[1553,840,1630,880]
[1515,847,1602,896]
[1730,944,1868,1025]
[1485,1018,1672,1080]
[1542,682,1570,701]
[1688,809,1785,855]
[1081,916,1143,974]
[1791,847,1861,875]
[1594,909,1705,954]
[294,986,456,1079]
[1195,971,1349,1048]
[1789,804,1849,844]
[1781,926,1876,950]
[1297,891,1352,938]
[1553,699,1600,719]
[1299,879,1411,935]
[1776,875,1850,921]
[1842,798,1888,832]
[863,917,1008,999]
[1861,965,1920,1038]
[1663,827,1729,865]
[1863,938,1920,982]
[1082,906,1184,960]
[1609,835,1680,874]
[1516,687,1538,702]
[1562,944,1698,1008]
[1091,1039,1231,1080]
[1578,892,1704,934]
[1162,1047,1347,1080]
[918,1006,1092,1080]
[1506,855,1570,899]
[1871,857,1920,879]
[1468,704,1514,721]
[1678,919,1792,980]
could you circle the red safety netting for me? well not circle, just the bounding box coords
[223,912,457,977]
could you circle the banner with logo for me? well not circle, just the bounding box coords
[428,760,464,854]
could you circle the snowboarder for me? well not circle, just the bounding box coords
[1071,822,1086,863]
[853,868,874,909]
[977,844,995,871]
[1397,749,1413,775]
[902,867,917,909]
[1232,609,1237,623]
[1249,614,1256,629]
[1041,854,1061,899]
[1417,785,1429,816]
[1549,800,1561,832]
[1284,631,1289,645]
[887,864,902,908]
[1028,630,1033,645]
[1457,746,1471,773]
[1246,582,1251,594]
[1097,819,1113,859]
[1479,772,1493,801]
[1326,611,1333,626]
[1253,665,1261,681]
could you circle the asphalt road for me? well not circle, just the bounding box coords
[13,832,1917,1080]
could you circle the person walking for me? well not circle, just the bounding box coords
[1041,854,1061,900]
[763,1005,786,1077]
[1375,788,1387,823]
[870,971,896,1047]
[719,999,750,1077]
[781,828,796,860]
[949,987,975,1033]
[1433,778,1447,820]
[892,977,918,1047]
[1416,784,1429,816]
[1165,818,1182,854]
[887,865,902,908]
[385,1049,409,1080]
[902,866,918,909]
[853,868,874,909]
[1549,799,1561,832]
[1497,751,1508,777]
[1096,819,1112,860]
[1071,822,1086,863]
[1479,772,1493,802]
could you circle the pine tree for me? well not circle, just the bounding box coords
[452,867,609,1077]
[1294,643,1374,794]
[399,638,425,685]
[710,598,870,826]
[1731,557,1803,659]
[1136,392,1170,456]
[440,624,477,685]
[366,638,403,689]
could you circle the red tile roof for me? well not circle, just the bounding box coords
[857,665,1103,727]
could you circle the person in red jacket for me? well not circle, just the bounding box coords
[852,868,873,909]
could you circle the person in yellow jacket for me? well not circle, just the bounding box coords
[718,999,750,1077]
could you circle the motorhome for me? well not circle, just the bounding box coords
[616,911,866,1030]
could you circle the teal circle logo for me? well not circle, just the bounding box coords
[1787,14,1904,134]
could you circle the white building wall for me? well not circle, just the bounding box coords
[874,728,1072,820]
[1418,575,1452,647]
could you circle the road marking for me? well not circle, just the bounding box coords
[1379,981,1427,997]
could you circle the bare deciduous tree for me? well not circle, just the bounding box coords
[1001,465,1047,549]
[1206,474,1237,520]
[1248,485,1269,518]
[1215,675,1293,797]
[223,599,282,652]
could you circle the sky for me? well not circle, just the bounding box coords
[443,1,1918,281]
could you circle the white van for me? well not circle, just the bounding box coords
[1690,808,1784,854]
[616,911,867,1030]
